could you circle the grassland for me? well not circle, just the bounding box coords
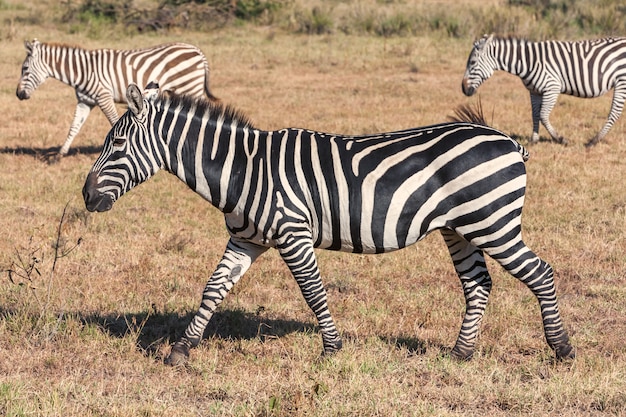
[1,1,626,416]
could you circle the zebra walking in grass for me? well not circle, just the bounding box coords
[16,39,217,156]
[83,82,574,366]
[462,34,626,147]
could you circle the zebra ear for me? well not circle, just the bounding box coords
[25,39,35,53]
[126,83,144,116]
[475,34,493,50]
[143,81,160,102]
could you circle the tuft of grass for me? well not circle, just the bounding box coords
[293,6,335,35]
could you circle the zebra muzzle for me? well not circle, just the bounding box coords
[16,88,30,100]
[83,172,114,212]
[461,79,476,96]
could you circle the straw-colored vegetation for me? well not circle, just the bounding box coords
[1,0,626,416]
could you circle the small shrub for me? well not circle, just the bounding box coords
[295,6,334,34]
[376,13,411,37]
[235,0,283,20]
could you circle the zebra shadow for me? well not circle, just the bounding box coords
[1,304,436,359]
[0,145,103,163]
[80,307,316,358]
[81,308,437,359]
[509,132,562,145]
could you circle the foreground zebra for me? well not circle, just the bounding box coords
[462,34,626,146]
[16,39,217,156]
[83,83,574,365]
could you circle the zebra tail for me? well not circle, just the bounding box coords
[516,142,530,162]
[203,60,220,103]
[448,100,530,162]
[448,100,488,126]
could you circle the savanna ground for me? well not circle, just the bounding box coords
[1,0,626,416]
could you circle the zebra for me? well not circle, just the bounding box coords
[82,82,574,366]
[16,39,217,156]
[462,34,626,147]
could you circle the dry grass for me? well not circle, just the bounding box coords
[2,4,626,417]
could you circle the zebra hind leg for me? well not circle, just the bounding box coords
[585,82,626,147]
[489,241,574,360]
[441,229,492,360]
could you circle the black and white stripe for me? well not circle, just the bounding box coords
[16,39,216,155]
[83,83,574,365]
[462,34,626,146]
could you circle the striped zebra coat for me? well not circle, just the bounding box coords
[462,34,626,147]
[16,39,216,156]
[83,83,574,366]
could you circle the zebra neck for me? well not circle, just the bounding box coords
[42,44,88,87]
[494,38,531,77]
[160,107,258,213]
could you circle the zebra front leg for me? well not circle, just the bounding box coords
[278,238,342,356]
[165,239,267,366]
[96,93,121,127]
[585,82,626,147]
[441,230,492,360]
[530,93,542,143]
[538,91,568,145]
[59,101,94,156]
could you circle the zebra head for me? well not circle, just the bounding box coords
[16,39,47,101]
[83,82,163,212]
[462,34,496,96]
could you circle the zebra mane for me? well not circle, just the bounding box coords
[490,34,548,45]
[158,92,256,130]
[40,41,84,50]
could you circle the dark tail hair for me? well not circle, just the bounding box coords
[447,99,488,126]
[203,60,220,103]
[448,99,529,162]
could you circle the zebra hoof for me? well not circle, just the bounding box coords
[321,338,343,356]
[450,346,474,361]
[164,343,190,366]
[555,344,575,360]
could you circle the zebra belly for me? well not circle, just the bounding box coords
[561,86,611,98]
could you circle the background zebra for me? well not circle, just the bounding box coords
[16,39,217,156]
[462,34,626,147]
[83,82,574,366]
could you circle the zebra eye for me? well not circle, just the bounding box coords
[112,136,126,147]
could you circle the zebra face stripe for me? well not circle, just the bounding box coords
[462,34,496,96]
[16,40,48,100]
[83,84,162,212]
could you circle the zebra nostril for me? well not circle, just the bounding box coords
[83,188,93,205]
[16,89,29,100]
[83,173,99,206]
[83,190,98,212]
[461,80,475,97]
